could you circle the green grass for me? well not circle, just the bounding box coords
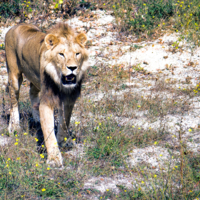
[0,0,200,199]
[1,0,199,46]
[110,0,200,43]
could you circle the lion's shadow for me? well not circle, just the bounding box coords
[2,110,76,152]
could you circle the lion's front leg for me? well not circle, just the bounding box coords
[39,103,63,167]
[57,103,75,146]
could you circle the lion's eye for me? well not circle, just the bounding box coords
[76,53,80,56]
[59,53,64,57]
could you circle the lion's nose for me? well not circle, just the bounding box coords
[67,66,77,71]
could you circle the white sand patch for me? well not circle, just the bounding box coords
[68,17,90,29]
[186,141,200,153]
[104,41,200,75]
[0,26,12,41]
[0,75,8,86]
[84,175,136,193]
[96,12,115,25]
[0,135,11,146]
[160,33,179,43]
[64,144,85,158]
[128,146,177,169]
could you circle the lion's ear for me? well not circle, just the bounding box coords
[75,33,87,47]
[45,34,59,50]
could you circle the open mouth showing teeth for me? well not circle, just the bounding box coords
[61,74,76,85]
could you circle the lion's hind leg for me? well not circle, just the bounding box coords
[6,38,24,134]
[29,83,40,122]
[29,83,45,145]
[7,70,23,134]
[57,103,75,148]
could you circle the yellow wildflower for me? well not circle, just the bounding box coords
[40,154,44,159]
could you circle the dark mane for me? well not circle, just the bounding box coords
[42,71,83,106]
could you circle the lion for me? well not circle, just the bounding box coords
[5,23,89,167]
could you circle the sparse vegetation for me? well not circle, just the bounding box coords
[110,0,200,44]
[0,0,200,199]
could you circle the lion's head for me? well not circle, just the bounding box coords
[42,23,89,90]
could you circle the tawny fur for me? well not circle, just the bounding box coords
[5,23,89,167]
[47,23,75,38]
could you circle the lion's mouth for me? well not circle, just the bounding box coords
[61,74,76,85]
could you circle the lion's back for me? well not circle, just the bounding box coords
[5,24,45,89]
[5,24,41,48]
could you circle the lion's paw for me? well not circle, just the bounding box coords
[47,153,63,168]
[8,123,21,134]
